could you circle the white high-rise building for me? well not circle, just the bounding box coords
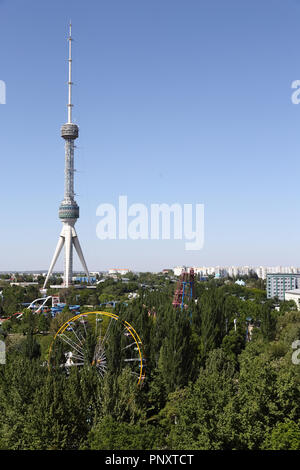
[255,266,267,279]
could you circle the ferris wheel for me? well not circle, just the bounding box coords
[48,311,146,386]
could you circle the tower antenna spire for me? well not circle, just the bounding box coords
[68,20,73,123]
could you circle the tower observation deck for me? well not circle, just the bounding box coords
[43,23,89,288]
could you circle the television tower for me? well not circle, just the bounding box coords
[43,23,89,288]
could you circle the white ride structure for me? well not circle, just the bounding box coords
[27,296,53,314]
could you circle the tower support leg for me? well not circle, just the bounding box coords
[73,234,90,281]
[64,225,73,288]
[43,236,65,288]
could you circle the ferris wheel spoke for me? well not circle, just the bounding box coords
[78,316,88,337]
[83,317,89,336]
[59,332,84,352]
[59,333,85,357]
[95,313,102,338]
[130,371,140,377]
[123,358,142,362]
[94,347,106,364]
[68,325,84,345]
[94,335,105,357]
[73,323,86,343]
[65,362,85,367]
[95,348,106,359]
[94,321,102,353]
[93,348,104,362]
[100,354,107,364]
[122,342,137,351]
[102,317,114,345]
[99,321,102,342]
[96,366,106,378]
[96,362,107,370]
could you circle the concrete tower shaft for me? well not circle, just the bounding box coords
[59,136,79,220]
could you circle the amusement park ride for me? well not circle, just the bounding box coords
[0,295,146,387]
[48,311,146,386]
[172,268,195,309]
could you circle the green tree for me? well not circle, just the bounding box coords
[38,314,49,334]
[87,415,160,450]
[260,304,276,341]
[158,307,195,394]
[23,329,41,360]
[263,420,300,450]
[221,327,245,368]
[168,349,238,450]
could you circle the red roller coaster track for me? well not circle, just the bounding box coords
[172,268,195,309]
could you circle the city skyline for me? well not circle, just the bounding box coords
[2,264,300,278]
[1,0,300,271]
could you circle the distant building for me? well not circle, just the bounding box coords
[228,266,239,277]
[10,282,39,287]
[284,289,300,309]
[266,273,300,300]
[108,269,130,276]
[255,266,267,280]
[73,276,96,284]
[173,266,186,276]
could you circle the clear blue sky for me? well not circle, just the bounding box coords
[1,0,300,272]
